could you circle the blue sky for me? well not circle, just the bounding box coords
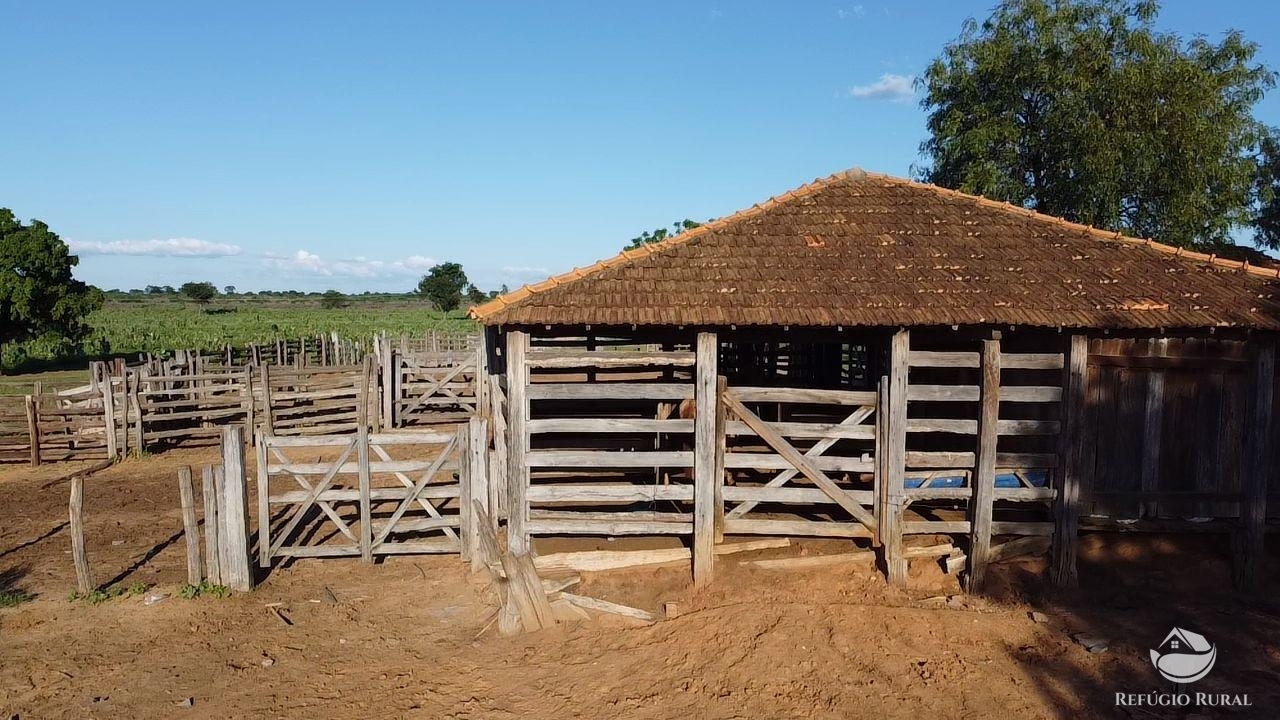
[4,1,1279,293]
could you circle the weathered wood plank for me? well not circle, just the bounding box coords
[1052,334,1088,588]
[967,338,1000,593]
[178,466,203,586]
[506,331,530,555]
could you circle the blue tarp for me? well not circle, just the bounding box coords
[904,469,1048,490]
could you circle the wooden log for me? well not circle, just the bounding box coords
[202,465,223,583]
[693,332,718,588]
[467,416,488,572]
[988,536,1051,563]
[742,551,875,570]
[218,426,253,592]
[1234,340,1274,591]
[1052,334,1088,588]
[558,592,657,623]
[69,473,93,593]
[903,543,954,558]
[966,338,1000,593]
[178,466,203,585]
[505,330,530,555]
[24,395,41,467]
[884,329,909,585]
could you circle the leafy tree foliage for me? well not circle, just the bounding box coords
[918,0,1275,248]
[180,281,218,303]
[0,209,103,352]
[416,262,470,312]
[1254,132,1280,249]
[624,219,702,250]
[320,289,348,309]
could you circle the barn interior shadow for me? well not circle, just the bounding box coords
[984,533,1280,718]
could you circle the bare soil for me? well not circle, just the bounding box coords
[2,450,1278,719]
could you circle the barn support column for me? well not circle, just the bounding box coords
[1052,334,1088,588]
[693,331,719,588]
[1234,339,1274,591]
[882,329,909,585]
[966,337,1000,592]
[505,330,530,556]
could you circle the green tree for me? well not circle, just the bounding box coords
[180,281,218,303]
[464,283,487,306]
[918,0,1275,249]
[415,262,469,312]
[0,209,103,363]
[623,219,703,250]
[1254,131,1280,248]
[320,289,348,309]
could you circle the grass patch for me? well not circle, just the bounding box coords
[178,580,231,599]
[0,589,36,607]
[68,582,152,605]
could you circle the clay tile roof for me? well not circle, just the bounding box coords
[470,169,1280,330]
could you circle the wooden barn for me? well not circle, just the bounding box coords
[468,168,1280,592]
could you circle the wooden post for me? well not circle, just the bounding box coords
[25,394,41,467]
[1139,359,1164,520]
[966,338,1000,593]
[713,375,727,543]
[883,329,909,585]
[505,330,530,556]
[693,332,718,587]
[1234,340,1274,591]
[261,363,275,435]
[467,416,489,572]
[255,433,270,569]
[458,423,473,563]
[356,426,373,562]
[99,364,118,460]
[488,373,508,519]
[1052,334,1088,588]
[178,466,203,585]
[69,473,93,593]
[380,335,395,429]
[243,366,255,442]
[218,426,253,591]
[131,369,146,451]
[201,465,223,584]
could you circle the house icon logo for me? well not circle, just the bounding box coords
[1150,628,1217,684]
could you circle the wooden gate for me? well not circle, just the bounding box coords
[719,385,880,540]
[256,429,469,564]
[395,350,480,426]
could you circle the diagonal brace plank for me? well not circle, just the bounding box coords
[400,362,473,417]
[372,437,455,547]
[369,442,460,541]
[726,405,874,519]
[268,438,358,557]
[269,445,358,543]
[722,394,878,539]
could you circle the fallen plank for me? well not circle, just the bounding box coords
[541,575,581,594]
[559,592,658,623]
[742,551,875,570]
[989,535,1051,563]
[549,598,592,622]
[904,543,955,558]
[533,538,791,573]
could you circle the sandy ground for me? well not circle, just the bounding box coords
[2,448,1278,719]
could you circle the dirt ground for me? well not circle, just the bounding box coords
[2,449,1278,719]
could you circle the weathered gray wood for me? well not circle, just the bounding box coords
[722,393,878,534]
[693,332,718,588]
[524,350,695,368]
[528,418,694,434]
[988,535,1051,563]
[722,453,873,473]
[69,474,92,593]
[526,450,694,468]
[722,485,875,506]
[202,465,223,583]
[884,329,909,584]
[505,330,530,555]
[1052,334,1088,588]
[525,382,692,400]
[1140,369,1164,519]
[357,426,373,562]
[527,483,694,502]
[1235,340,1274,591]
[466,417,488,571]
[909,350,978,368]
[714,375,727,543]
[726,386,878,405]
[532,539,790,573]
[99,366,118,459]
[178,466,203,585]
[254,433,270,569]
[724,420,876,440]
[723,517,874,538]
[218,426,253,592]
[743,551,875,570]
[1001,353,1065,370]
[25,395,40,467]
[967,338,1000,593]
[559,592,657,623]
[527,519,693,535]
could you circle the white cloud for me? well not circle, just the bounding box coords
[264,250,440,278]
[837,6,866,20]
[69,237,241,257]
[849,73,915,102]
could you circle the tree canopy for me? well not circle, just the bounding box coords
[918,0,1275,249]
[623,219,703,250]
[416,262,470,312]
[0,209,102,350]
[180,281,218,303]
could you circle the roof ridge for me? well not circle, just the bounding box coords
[861,171,1280,280]
[468,168,865,320]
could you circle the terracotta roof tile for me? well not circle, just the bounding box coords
[469,169,1280,330]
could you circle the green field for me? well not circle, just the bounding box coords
[3,293,477,374]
